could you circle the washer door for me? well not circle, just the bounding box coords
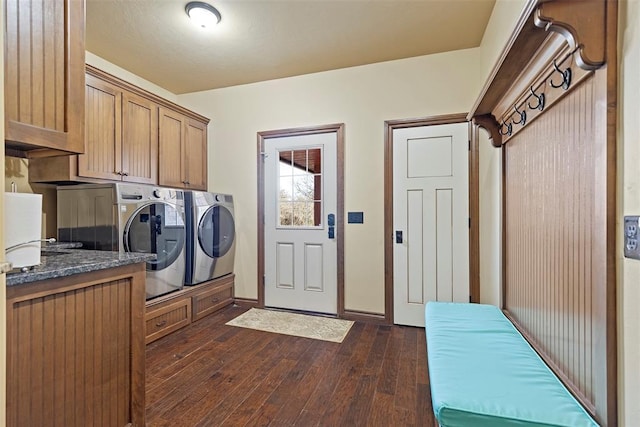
[124,202,185,271]
[198,205,235,258]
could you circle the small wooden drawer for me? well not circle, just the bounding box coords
[192,281,233,321]
[145,297,192,344]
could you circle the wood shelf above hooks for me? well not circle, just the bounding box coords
[469,0,609,147]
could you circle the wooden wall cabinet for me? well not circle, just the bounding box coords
[159,107,208,190]
[29,66,209,186]
[6,263,146,427]
[4,0,85,156]
[145,274,234,344]
[79,74,158,184]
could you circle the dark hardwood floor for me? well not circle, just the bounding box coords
[145,305,436,426]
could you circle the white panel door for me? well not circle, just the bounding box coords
[264,132,338,314]
[393,122,469,326]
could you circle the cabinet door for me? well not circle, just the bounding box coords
[78,76,123,181]
[184,119,208,190]
[4,0,85,154]
[158,107,187,188]
[122,92,158,184]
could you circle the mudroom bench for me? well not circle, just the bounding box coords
[424,302,598,427]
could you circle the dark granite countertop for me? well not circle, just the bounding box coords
[6,249,155,286]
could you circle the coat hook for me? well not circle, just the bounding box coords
[549,60,572,90]
[512,104,527,126]
[527,86,545,111]
[498,120,512,137]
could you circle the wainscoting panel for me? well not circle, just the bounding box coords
[503,72,608,416]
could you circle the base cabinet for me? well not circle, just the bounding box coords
[6,263,146,427]
[145,274,234,344]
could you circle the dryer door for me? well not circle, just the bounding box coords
[198,205,235,258]
[124,202,185,270]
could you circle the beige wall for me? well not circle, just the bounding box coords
[178,49,483,313]
[478,130,502,306]
[476,0,527,306]
[478,0,528,82]
[618,1,640,424]
[86,51,180,104]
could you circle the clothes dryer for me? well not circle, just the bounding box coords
[57,183,186,300]
[184,191,236,285]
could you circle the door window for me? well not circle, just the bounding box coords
[278,148,322,227]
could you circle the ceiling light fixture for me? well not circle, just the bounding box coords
[185,2,221,28]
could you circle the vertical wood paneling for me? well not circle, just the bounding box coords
[8,279,136,426]
[5,0,19,121]
[159,108,185,188]
[504,74,608,416]
[6,0,67,131]
[18,0,33,124]
[79,78,122,181]
[185,119,208,190]
[122,93,158,184]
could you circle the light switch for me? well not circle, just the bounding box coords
[624,216,640,260]
[348,212,364,224]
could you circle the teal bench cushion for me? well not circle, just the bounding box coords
[425,302,598,427]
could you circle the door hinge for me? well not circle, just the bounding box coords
[468,139,471,151]
[468,217,471,228]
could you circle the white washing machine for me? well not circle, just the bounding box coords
[184,191,236,285]
[57,183,187,300]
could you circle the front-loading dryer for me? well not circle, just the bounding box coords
[184,191,236,285]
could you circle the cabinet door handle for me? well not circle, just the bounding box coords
[211,297,219,303]
[116,171,123,176]
[155,320,167,328]
[122,171,129,176]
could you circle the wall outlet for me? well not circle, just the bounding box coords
[624,216,640,260]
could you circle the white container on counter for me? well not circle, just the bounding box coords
[4,192,42,269]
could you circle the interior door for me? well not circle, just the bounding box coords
[264,132,338,314]
[393,122,469,326]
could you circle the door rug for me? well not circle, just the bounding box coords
[226,308,354,343]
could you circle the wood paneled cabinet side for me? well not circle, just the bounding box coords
[4,0,85,155]
[5,263,146,427]
[159,107,208,190]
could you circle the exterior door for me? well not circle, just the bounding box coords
[264,132,338,314]
[393,122,469,326]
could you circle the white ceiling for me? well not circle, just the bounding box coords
[86,0,496,94]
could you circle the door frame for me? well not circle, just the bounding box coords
[384,113,479,324]
[257,123,345,316]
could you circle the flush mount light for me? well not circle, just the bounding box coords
[185,1,221,28]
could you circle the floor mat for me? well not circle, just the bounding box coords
[226,308,354,343]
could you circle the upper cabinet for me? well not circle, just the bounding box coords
[159,108,208,190]
[4,0,86,156]
[79,74,158,184]
[30,66,209,188]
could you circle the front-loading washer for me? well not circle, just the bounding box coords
[118,184,186,299]
[57,183,187,300]
[184,191,236,285]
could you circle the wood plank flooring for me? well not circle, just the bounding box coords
[145,305,436,426]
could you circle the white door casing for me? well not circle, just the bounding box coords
[264,132,338,314]
[393,122,470,326]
